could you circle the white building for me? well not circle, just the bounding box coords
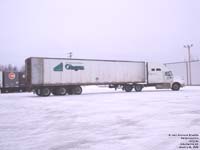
[165,60,200,86]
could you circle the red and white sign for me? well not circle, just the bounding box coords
[8,72,16,80]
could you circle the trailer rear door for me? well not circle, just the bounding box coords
[3,72,19,87]
[0,71,2,88]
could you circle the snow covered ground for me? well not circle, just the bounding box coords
[0,86,200,150]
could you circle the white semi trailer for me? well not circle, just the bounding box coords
[25,57,184,96]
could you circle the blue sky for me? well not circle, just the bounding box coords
[0,0,200,67]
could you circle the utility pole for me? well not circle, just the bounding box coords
[67,52,73,59]
[184,44,193,86]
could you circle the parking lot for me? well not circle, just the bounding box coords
[0,86,200,150]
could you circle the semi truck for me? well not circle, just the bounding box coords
[0,71,26,93]
[25,57,184,96]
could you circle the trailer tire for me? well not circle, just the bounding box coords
[172,82,180,91]
[72,86,82,95]
[52,87,67,96]
[67,89,73,95]
[35,89,42,96]
[135,84,143,92]
[124,84,133,92]
[40,87,51,97]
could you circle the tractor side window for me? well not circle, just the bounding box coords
[165,71,173,76]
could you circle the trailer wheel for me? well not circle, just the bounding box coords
[35,89,42,96]
[72,86,82,95]
[172,82,180,91]
[52,87,67,96]
[135,84,143,92]
[40,87,51,97]
[67,89,73,95]
[124,84,133,92]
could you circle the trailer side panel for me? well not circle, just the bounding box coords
[28,57,146,86]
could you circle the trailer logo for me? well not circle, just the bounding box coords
[8,72,16,80]
[53,63,84,71]
[53,63,63,71]
[65,64,84,71]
